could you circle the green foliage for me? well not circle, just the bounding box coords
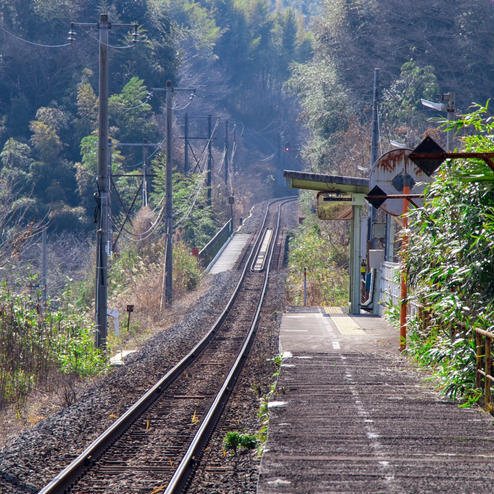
[173,241,201,295]
[312,0,492,111]
[29,120,62,163]
[77,79,98,130]
[406,103,494,401]
[288,57,349,169]
[287,214,349,306]
[55,311,107,377]
[109,77,156,145]
[0,282,106,408]
[0,0,311,235]
[79,135,98,174]
[223,430,258,456]
[150,156,216,248]
[255,352,285,453]
[381,60,440,128]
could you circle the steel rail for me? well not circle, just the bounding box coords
[164,198,294,494]
[38,198,291,494]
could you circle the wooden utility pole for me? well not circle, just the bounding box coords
[369,68,380,251]
[164,80,174,307]
[207,114,212,207]
[95,12,110,349]
[224,119,229,185]
[184,113,189,174]
[41,229,47,308]
[142,145,148,207]
[400,182,410,351]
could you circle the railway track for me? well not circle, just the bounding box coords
[39,197,295,494]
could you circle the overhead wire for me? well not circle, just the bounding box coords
[106,113,220,243]
[110,107,222,242]
[172,92,196,112]
[81,27,138,50]
[0,24,71,48]
[120,93,153,112]
[175,119,221,228]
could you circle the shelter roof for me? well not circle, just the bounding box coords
[284,170,369,194]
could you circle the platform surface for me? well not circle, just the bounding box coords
[257,307,494,494]
[208,233,250,274]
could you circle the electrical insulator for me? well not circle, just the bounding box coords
[68,24,76,43]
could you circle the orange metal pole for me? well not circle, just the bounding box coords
[400,184,410,351]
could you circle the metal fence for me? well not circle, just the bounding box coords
[380,262,401,312]
[379,261,420,317]
[198,219,233,269]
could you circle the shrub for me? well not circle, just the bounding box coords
[406,102,494,402]
[287,214,349,306]
[0,282,106,408]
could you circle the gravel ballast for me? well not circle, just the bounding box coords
[0,201,277,494]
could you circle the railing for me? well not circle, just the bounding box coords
[198,219,233,268]
[475,328,494,412]
[380,261,421,317]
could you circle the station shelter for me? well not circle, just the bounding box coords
[283,169,372,315]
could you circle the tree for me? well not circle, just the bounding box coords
[108,76,156,146]
[381,60,440,139]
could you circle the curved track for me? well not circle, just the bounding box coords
[39,197,295,494]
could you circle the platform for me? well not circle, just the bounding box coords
[208,233,250,274]
[257,307,494,493]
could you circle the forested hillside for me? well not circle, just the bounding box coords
[291,0,494,172]
[0,0,313,237]
[288,0,494,403]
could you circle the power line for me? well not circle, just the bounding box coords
[71,23,138,50]
[0,24,71,48]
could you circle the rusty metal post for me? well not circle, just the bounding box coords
[399,184,410,351]
[476,330,483,389]
[485,337,491,410]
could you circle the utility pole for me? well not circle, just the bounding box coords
[421,92,456,151]
[164,80,174,307]
[277,130,281,171]
[142,145,148,207]
[207,114,213,207]
[369,68,380,251]
[107,139,113,259]
[224,119,229,185]
[95,13,110,350]
[444,92,455,152]
[184,113,189,174]
[232,123,237,174]
[41,229,47,308]
[70,14,137,349]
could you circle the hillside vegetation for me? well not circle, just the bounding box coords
[287,0,494,401]
[0,0,312,237]
[0,0,315,411]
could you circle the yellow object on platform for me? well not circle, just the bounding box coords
[324,307,365,336]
